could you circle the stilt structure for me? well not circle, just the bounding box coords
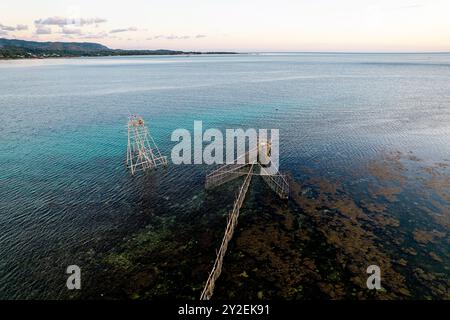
[200,139,289,300]
[126,115,168,175]
[205,140,289,198]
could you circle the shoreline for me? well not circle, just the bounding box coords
[0,52,241,61]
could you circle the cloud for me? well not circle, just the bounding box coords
[61,27,82,35]
[80,32,108,39]
[35,26,52,35]
[16,24,28,31]
[166,35,190,40]
[148,34,205,40]
[80,18,107,25]
[148,34,190,40]
[0,23,28,36]
[0,23,29,33]
[55,26,107,39]
[110,27,138,34]
[35,16,107,26]
[34,17,69,26]
[0,23,16,31]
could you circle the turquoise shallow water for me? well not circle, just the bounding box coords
[0,53,449,299]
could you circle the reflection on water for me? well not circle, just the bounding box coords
[0,53,448,299]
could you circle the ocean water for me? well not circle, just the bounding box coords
[0,53,449,299]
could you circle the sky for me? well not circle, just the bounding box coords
[0,0,449,52]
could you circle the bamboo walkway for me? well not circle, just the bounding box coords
[200,163,255,300]
[200,139,289,299]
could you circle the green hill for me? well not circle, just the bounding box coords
[0,38,235,59]
[0,38,109,52]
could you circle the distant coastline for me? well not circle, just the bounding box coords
[0,38,238,60]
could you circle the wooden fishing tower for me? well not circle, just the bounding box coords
[126,115,168,175]
[200,139,289,300]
